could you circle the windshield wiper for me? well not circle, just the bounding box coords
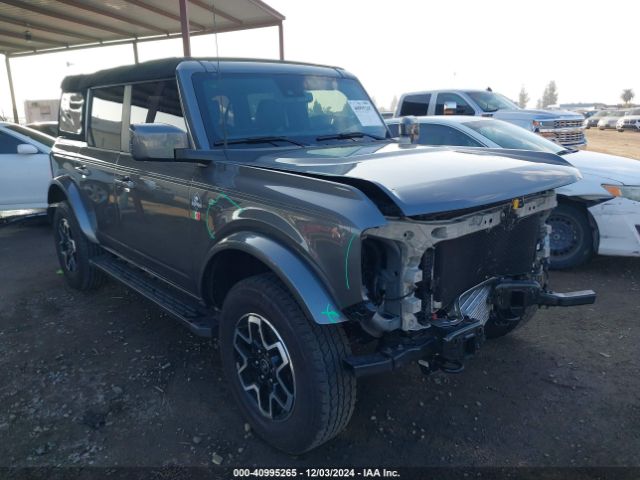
[213,136,306,147]
[316,131,385,141]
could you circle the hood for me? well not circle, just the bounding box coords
[493,108,583,121]
[243,143,581,216]
[564,150,640,184]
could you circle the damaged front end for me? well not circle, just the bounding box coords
[344,190,595,377]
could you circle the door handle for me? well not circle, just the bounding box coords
[114,177,136,189]
[74,165,90,176]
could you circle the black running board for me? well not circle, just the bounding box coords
[91,256,217,337]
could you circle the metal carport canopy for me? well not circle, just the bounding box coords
[0,0,286,122]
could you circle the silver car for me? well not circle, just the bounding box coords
[616,108,640,132]
[597,110,626,129]
[584,110,611,128]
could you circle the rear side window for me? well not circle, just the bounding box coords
[399,94,431,116]
[419,124,483,147]
[130,80,186,132]
[434,93,475,116]
[4,124,54,148]
[89,86,124,150]
[59,92,85,137]
[0,131,22,154]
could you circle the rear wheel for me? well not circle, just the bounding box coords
[219,273,356,454]
[547,202,594,269]
[53,201,105,290]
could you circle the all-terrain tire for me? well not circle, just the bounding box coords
[219,273,356,454]
[547,202,594,270]
[53,201,106,290]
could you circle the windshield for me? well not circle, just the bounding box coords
[193,72,388,147]
[631,109,640,115]
[464,91,519,112]
[462,119,565,154]
[609,111,625,117]
[4,124,55,148]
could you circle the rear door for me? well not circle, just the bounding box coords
[113,79,195,290]
[77,85,124,245]
[0,128,50,210]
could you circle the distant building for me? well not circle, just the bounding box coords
[24,99,59,123]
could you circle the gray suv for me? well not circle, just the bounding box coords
[48,58,595,454]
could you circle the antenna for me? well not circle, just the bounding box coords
[211,0,220,61]
[211,0,226,147]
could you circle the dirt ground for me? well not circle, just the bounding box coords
[585,128,640,160]
[1,217,640,470]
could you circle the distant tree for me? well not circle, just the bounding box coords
[621,89,635,105]
[389,95,398,113]
[518,86,530,108]
[536,98,543,109]
[541,81,558,108]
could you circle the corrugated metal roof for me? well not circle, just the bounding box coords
[0,0,285,56]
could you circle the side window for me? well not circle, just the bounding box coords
[399,94,431,116]
[130,80,186,132]
[386,123,400,137]
[0,131,22,154]
[59,92,85,137]
[89,86,124,150]
[434,93,475,116]
[418,124,483,147]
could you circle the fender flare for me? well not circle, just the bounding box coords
[48,176,99,244]
[204,231,347,325]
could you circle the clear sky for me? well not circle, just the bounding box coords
[1,0,639,120]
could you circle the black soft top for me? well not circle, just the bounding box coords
[61,58,184,92]
[61,57,345,92]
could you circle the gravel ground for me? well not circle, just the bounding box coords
[1,219,639,469]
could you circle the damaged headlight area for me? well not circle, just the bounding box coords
[602,184,640,203]
[345,191,596,377]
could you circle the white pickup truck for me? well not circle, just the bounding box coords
[395,89,586,149]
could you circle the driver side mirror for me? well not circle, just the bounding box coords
[17,144,39,154]
[129,123,189,161]
[398,116,420,145]
[443,101,457,115]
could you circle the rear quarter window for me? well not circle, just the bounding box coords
[59,92,85,138]
[399,94,431,116]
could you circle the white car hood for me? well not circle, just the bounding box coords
[564,150,640,185]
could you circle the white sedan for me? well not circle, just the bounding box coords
[387,116,640,268]
[0,122,54,215]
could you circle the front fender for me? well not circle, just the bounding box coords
[205,231,347,325]
[48,176,98,243]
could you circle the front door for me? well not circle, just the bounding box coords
[112,79,195,290]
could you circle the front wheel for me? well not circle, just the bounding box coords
[219,273,356,454]
[547,203,594,269]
